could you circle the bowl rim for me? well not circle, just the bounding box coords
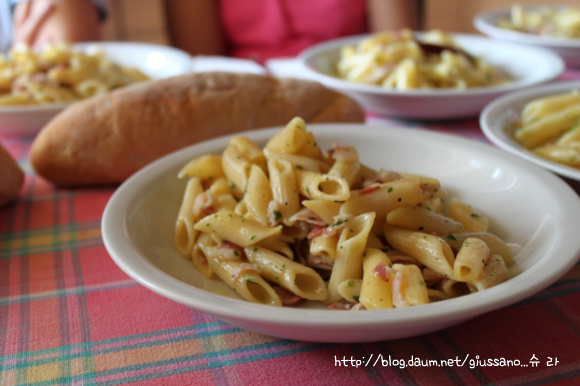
[102,124,580,331]
[480,79,580,181]
[473,7,580,48]
[297,32,565,97]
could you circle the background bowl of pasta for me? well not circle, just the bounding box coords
[297,32,564,120]
[0,41,192,136]
[474,5,580,68]
[102,123,580,343]
[481,80,580,181]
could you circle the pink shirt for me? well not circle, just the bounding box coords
[219,0,368,63]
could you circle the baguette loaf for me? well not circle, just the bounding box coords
[0,142,24,206]
[30,72,365,186]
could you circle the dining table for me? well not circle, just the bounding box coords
[1,61,579,386]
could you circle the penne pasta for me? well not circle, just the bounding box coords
[453,237,489,282]
[337,29,510,90]
[295,170,351,201]
[515,104,580,148]
[245,247,328,301]
[445,232,516,265]
[448,198,490,233]
[241,165,273,226]
[359,248,394,309]
[267,158,301,226]
[467,255,510,292]
[386,205,464,236]
[206,252,281,306]
[327,212,376,303]
[384,224,455,278]
[194,210,282,247]
[341,177,442,232]
[174,177,203,258]
[178,155,225,181]
[174,118,519,310]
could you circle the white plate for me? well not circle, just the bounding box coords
[191,55,266,75]
[102,124,580,343]
[481,80,580,181]
[297,33,564,119]
[0,42,193,136]
[474,7,580,68]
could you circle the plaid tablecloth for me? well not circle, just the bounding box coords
[2,75,580,386]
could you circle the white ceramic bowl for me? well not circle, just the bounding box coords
[481,80,580,181]
[102,124,580,343]
[297,33,564,120]
[0,42,193,136]
[474,7,580,68]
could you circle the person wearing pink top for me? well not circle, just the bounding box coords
[163,0,419,64]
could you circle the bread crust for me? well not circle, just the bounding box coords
[0,142,24,206]
[30,72,365,186]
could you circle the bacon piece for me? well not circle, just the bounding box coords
[327,302,366,311]
[327,302,352,310]
[306,213,353,239]
[373,262,394,281]
[204,242,244,262]
[350,303,366,311]
[273,286,304,307]
[307,226,325,240]
[359,183,380,195]
[288,207,326,227]
[328,141,359,162]
[192,191,217,219]
[307,254,334,270]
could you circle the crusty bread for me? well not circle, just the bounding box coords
[30,72,365,186]
[0,142,24,206]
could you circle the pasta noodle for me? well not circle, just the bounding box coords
[510,90,580,169]
[0,43,148,106]
[497,4,580,39]
[336,29,511,90]
[175,117,519,309]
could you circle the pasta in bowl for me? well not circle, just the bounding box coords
[0,41,192,135]
[474,5,580,67]
[102,122,580,343]
[298,31,563,119]
[336,29,511,90]
[174,117,519,309]
[495,4,580,39]
[481,80,580,181]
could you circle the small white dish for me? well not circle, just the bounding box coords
[297,33,564,120]
[191,55,266,75]
[474,7,580,68]
[102,124,580,343]
[481,80,580,181]
[0,42,193,136]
